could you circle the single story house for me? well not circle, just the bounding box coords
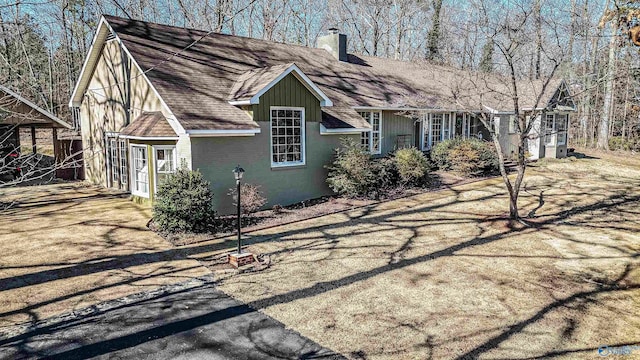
[70,15,576,213]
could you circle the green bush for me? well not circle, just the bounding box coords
[609,136,640,151]
[373,157,399,190]
[326,138,380,198]
[393,147,430,185]
[153,168,216,233]
[431,137,498,177]
[430,137,464,170]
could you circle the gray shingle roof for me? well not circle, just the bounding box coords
[103,15,568,132]
[120,112,177,138]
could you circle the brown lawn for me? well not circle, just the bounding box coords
[0,184,209,328]
[211,150,640,359]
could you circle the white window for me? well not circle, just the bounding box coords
[119,140,128,188]
[431,114,443,147]
[153,146,177,192]
[270,107,305,167]
[359,111,371,151]
[442,113,452,141]
[130,145,149,197]
[358,111,382,154]
[556,114,568,145]
[109,138,119,186]
[544,114,555,145]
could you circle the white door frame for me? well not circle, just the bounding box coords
[130,144,150,198]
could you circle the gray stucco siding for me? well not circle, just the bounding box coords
[191,123,356,214]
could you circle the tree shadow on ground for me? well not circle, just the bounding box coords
[1,162,639,358]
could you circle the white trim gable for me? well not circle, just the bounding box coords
[68,16,186,136]
[231,64,333,107]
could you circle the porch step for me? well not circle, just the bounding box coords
[503,160,518,172]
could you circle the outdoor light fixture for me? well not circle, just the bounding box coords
[232,165,244,254]
[233,164,244,181]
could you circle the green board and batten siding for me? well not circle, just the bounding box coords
[191,73,357,215]
[253,73,322,122]
[380,111,415,156]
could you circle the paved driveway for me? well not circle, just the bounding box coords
[0,276,342,360]
[0,183,209,328]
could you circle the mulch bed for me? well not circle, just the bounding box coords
[158,171,491,247]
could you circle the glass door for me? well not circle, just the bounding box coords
[130,145,149,198]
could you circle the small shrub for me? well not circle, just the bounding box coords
[609,136,640,151]
[393,147,430,185]
[153,168,215,233]
[431,137,498,177]
[430,137,464,170]
[372,157,399,191]
[272,204,284,214]
[228,183,267,215]
[326,138,381,198]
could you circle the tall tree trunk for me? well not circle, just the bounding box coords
[534,0,542,80]
[598,20,617,149]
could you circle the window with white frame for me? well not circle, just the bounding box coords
[119,140,128,187]
[556,114,568,145]
[270,107,305,166]
[431,114,443,147]
[442,113,452,141]
[358,111,382,154]
[359,111,371,151]
[109,138,119,186]
[131,145,149,197]
[544,114,555,145]
[154,146,176,191]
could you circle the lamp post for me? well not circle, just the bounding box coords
[232,164,244,254]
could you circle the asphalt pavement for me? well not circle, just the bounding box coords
[0,277,344,360]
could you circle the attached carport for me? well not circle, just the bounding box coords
[0,84,83,180]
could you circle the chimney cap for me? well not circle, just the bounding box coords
[327,27,339,34]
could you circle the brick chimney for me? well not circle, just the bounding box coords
[317,28,347,61]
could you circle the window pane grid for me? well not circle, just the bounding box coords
[132,146,148,194]
[110,139,118,184]
[119,140,127,186]
[359,111,381,154]
[271,109,303,165]
[432,114,443,147]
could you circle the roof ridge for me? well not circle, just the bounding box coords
[102,14,332,56]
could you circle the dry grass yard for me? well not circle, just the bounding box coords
[0,184,210,328]
[212,150,640,359]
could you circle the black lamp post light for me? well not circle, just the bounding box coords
[229,164,254,268]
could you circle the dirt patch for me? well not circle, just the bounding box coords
[201,149,640,360]
[164,171,490,246]
[0,183,210,328]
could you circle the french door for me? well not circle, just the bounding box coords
[106,137,128,190]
